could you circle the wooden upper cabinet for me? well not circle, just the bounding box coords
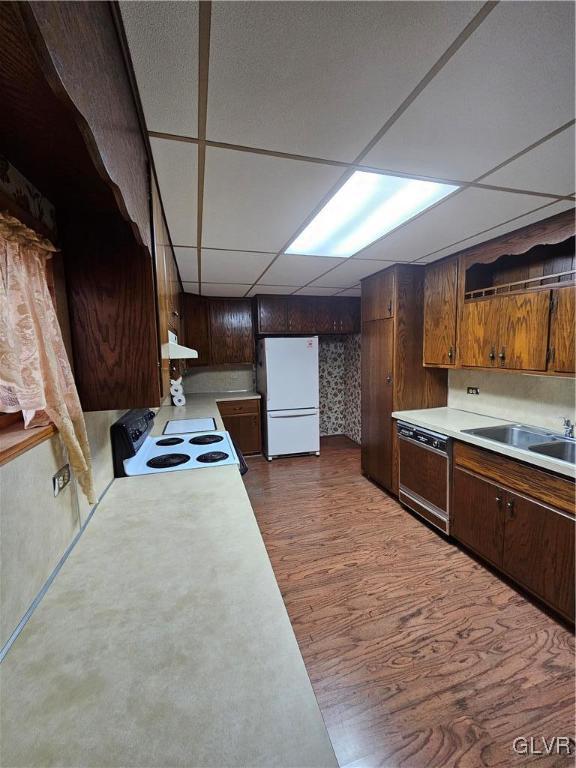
[459,292,550,371]
[497,291,550,371]
[423,260,457,366]
[502,491,575,622]
[257,296,287,334]
[209,299,254,364]
[182,294,211,366]
[287,297,315,334]
[362,269,395,322]
[549,286,575,373]
[459,299,499,368]
[255,295,360,335]
[340,297,361,333]
[313,298,334,334]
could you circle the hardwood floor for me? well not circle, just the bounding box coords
[244,437,575,768]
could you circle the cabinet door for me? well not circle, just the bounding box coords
[362,269,395,322]
[182,294,211,366]
[210,299,254,364]
[502,492,575,621]
[222,413,261,455]
[339,297,360,333]
[361,318,394,490]
[423,260,457,365]
[257,296,287,334]
[314,297,337,334]
[452,468,505,567]
[497,291,550,371]
[459,299,499,367]
[549,286,575,374]
[287,297,316,334]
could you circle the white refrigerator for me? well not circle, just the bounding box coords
[257,337,320,460]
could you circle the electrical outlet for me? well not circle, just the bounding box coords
[467,387,480,395]
[53,464,71,497]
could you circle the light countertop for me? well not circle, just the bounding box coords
[0,399,336,768]
[392,407,575,480]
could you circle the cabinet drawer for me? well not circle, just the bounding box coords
[218,399,260,417]
[453,441,575,515]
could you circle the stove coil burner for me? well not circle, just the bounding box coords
[196,451,230,463]
[156,437,185,446]
[146,453,190,469]
[189,434,224,446]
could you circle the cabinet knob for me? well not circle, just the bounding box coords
[495,496,503,504]
[498,347,506,363]
[489,348,496,361]
[448,346,454,360]
[506,499,514,517]
[385,374,392,384]
[387,300,392,316]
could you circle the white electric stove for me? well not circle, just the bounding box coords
[111,411,239,477]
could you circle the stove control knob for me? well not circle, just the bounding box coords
[130,428,142,440]
[432,439,439,449]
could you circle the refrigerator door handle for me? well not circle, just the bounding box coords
[269,413,316,419]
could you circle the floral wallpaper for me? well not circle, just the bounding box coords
[318,334,361,444]
[0,155,57,233]
[343,333,361,444]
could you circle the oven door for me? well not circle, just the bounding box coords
[398,435,450,534]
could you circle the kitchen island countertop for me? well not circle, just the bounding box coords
[0,399,336,768]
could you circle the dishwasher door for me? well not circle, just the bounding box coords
[398,427,450,534]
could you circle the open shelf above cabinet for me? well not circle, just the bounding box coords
[463,236,575,301]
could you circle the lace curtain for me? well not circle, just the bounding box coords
[0,212,95,504]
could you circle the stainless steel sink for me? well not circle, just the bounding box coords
[529,441,576,464]
[461,424,556,450]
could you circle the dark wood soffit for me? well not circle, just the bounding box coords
[0,3,149,251]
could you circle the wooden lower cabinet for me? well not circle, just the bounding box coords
[502,492,575,621]
[452,468,505,567]
[218,399,261,455]
[452,443,575,622]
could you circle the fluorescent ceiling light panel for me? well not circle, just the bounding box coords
[286,171,458,258]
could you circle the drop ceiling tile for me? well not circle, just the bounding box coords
[295,287,341,296]
[120,2,198,135]
[417,200,576,263]
[248,285,298,297]
[202,148,342,252]
[481,125,576,197]
[310,260,391,288]
[151,138,197,246]
[208,2,482,160]
[201,249,275,284]
[175,248,198,282]
[261,255,346,287]
[363,2,575,180]
[357,189,555,263]
[201,283,252,297]
[182,281,200,294]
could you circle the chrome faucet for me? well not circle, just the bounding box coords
[561,417,574,438]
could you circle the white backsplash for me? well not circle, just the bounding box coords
[448,369,576,433]
[183,365,255,394]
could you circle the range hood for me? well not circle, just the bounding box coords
[161,330,198,360]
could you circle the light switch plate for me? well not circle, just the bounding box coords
[53,464,71,496]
